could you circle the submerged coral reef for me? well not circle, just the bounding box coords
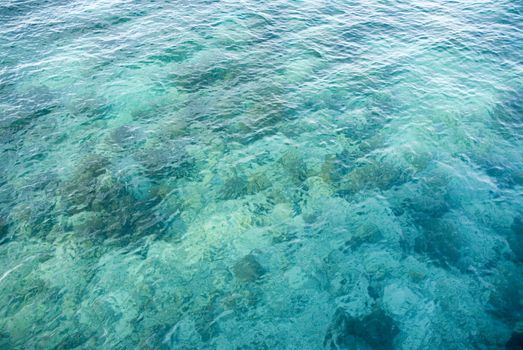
[0,0,522,349]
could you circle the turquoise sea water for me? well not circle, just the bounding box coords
[0,0,522,348]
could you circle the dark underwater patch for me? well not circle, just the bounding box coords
[413,219,463,269]
[137,142,197,180]
[149,40,204,64]
[233,253,266,283]
[218,173,248,200]
[506,331,523,350]
[489,89,523,141]
[324,308,399,350]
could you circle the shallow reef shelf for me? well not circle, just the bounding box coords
[0,0,522,348]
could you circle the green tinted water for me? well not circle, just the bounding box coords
[0,0,522,348]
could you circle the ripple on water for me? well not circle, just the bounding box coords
[0,0,522,348]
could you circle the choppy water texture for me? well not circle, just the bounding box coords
[0,0,522,349]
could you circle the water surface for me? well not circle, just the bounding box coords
[0,0,522,348]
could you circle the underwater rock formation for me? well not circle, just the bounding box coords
[414,219,462,269]
[324,308,399,350]
[108,125,143,150]
[218,173,248,200]
[338,160,411,196]
[506,331,523,350]
[0,0,521,348]
[509,215,523,261]
[278,150,309,185]
[247,170,272,195]
[0,218,7,239]
[233,253,266,283]
[61,154,111,214]
[137,142,197,180]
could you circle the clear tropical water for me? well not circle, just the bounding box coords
[0,0,522,348]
